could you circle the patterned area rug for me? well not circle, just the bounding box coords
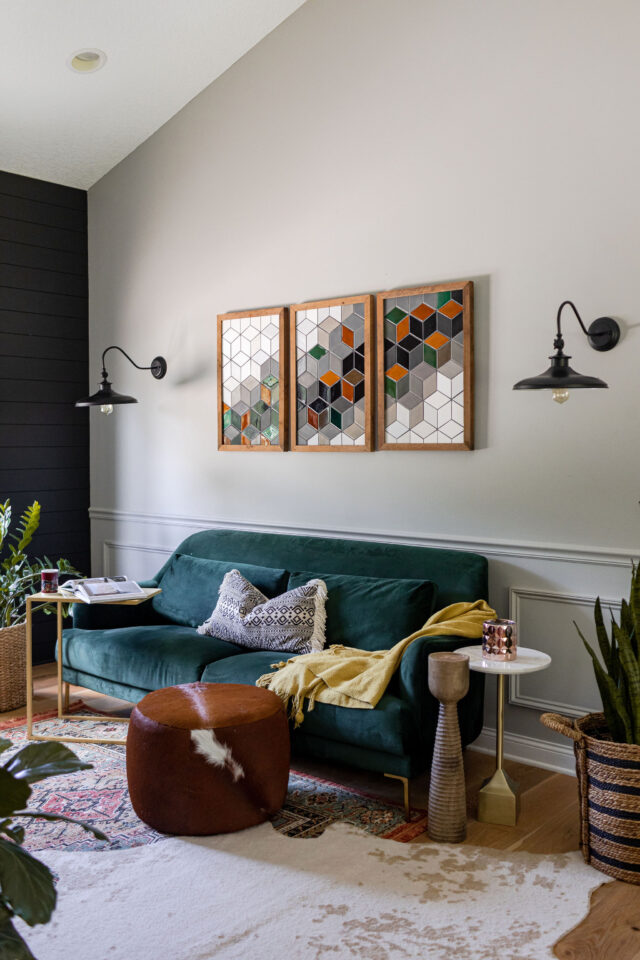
[3,711,427,851]
[23,820,609,960]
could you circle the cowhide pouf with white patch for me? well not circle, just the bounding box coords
[126,682,290,835]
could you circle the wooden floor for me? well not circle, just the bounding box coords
[17,665,640,959]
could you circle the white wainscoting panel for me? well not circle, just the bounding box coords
[508,587,619,719]
[103,540,172,581]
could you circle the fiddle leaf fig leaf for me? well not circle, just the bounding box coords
[4,742,91,784]
[0,839,56,926]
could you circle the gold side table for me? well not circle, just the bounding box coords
[25,588,161,746]
[456,645,551,826]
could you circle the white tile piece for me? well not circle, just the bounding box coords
[307,434,319,446]
[330,434,343,446]
[437,402,452,428]
[436,372,453,398]
[452,400,464,425]
[428,391,449,410]
[386,419,408,439]
[298,317,314,336]
[440,419,462,439]
[263,322,279,339]
[451,373,464,397]
[354,435,365,446]
[423,401,438,427]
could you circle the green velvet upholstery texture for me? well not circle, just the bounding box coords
[287,570,437,651]
[61,528,488,778]
[151,554,289,628]
[202,651,420,759]
[60,625,244,691]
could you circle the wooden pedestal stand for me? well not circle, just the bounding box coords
[427,651,469,843]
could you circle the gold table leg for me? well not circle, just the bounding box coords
[25,596,128,747]
[384,773,410,819]
[477,674,520,825]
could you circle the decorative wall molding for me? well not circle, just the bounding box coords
[470,726,576,776]
[508,587,620,718]
[89,506,635,569]
[102,540,172,578]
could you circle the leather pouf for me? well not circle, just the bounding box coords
[126,682,290,835]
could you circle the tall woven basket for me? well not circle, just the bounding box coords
[541,711,640,884]
[0,623,26,712]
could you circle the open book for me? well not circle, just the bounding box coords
[59,577,145,603]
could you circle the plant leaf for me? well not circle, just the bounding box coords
[4,742,92,784]
[0,919,37,960]
[578,627,630,742]
[13,811,108,842]
[613,621,640,744]
[0,771,30,818]
[0,825,24,845]
[593,598,613,675]
[10,504,40,555]
[0,742,13,758]
[0,838,56,926]
[630,561,640,658]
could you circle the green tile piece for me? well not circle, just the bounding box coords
[385,307,407,325]
[423,344,437,367]
[330,407,342,429]
[271,407,279,427]
[262,374,278,388]
[385,376,397,399]
[437,291,451,308]
[263,424,279,442]
[309,344,327,360]
[252,400,269,415]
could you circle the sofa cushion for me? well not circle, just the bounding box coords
[201,651,419,758]
[286,571,437,651]
[198,570,328,654]
[152,554,289,628]
[61,625,244,691]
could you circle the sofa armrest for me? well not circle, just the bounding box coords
[394,634,485,750]
[71,579,166,631]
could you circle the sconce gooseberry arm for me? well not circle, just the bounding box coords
[512,300,620,404]
[75,345,167,413]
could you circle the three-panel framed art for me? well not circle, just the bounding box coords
[218,281,473,452]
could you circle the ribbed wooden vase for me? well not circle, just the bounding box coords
[427,651,469,843]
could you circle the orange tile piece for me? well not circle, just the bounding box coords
[412,303,435,321]
[342,326,354,348]
[425,331,449,350]
[396,316,410,341]
[385,363,409,382]
[320,370,340,387]
[241,411,250,430]
[342,379,354,403]
[439,300,462,319]
[223,403,230,413]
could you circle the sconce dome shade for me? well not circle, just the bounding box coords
[513,354,608,390]
[75,380,138,407]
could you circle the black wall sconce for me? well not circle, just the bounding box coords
[76,345,167,415]
[513,300,620,403]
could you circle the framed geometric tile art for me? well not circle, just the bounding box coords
[376,281,474,450]
[290,295,374,451]
[217,307,288,451]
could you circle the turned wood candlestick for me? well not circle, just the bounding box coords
[427,651,469,843]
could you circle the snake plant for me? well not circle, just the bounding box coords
[575,562,640,745]
[0,500,81,628]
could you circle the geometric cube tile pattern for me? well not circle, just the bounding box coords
[382,289,465,445]
[294,302,367,447]
[221,313,281,447]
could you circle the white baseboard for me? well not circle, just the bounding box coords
[469,726,576,776]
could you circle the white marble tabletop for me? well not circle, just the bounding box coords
[455,645,552,675]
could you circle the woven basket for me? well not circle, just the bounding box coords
[0,623,26,712]
[541,711,640,884]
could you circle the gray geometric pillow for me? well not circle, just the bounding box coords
[197,569,328,654]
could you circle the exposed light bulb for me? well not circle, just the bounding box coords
[552,388,570,405]
[100,404,113,415]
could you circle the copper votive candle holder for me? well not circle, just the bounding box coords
[482,619,517,660]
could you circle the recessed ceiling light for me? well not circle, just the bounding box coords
[68,49,107,74]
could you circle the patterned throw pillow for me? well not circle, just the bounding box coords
[197,569,328,654]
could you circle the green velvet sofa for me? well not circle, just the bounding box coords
[62,529,488,780]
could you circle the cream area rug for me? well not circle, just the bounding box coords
[23,821,607,960]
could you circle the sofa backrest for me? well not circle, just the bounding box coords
[153,529,488,609]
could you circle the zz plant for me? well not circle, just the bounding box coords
[576,562,640,745]
[0,738,106,959]
[0,500,80,628]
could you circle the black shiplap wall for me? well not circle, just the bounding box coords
[0,170,89,663]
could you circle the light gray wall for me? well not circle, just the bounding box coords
[88,0,640,771]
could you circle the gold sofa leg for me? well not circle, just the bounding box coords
[384,773,410,819]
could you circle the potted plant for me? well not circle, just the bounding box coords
[541,562,640,883]
[0,736,106,958]
[0,500,80,711]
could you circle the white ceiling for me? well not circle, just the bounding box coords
[0,0,307,190]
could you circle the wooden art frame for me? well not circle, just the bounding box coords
[289,295,374,451]
[217,307,288,451]
[376,281,474,450]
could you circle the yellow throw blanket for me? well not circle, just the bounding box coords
[256,599,496,726]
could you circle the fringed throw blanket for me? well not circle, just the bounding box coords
[256,599,496,725]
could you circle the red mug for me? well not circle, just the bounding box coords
[40,569,59,594]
